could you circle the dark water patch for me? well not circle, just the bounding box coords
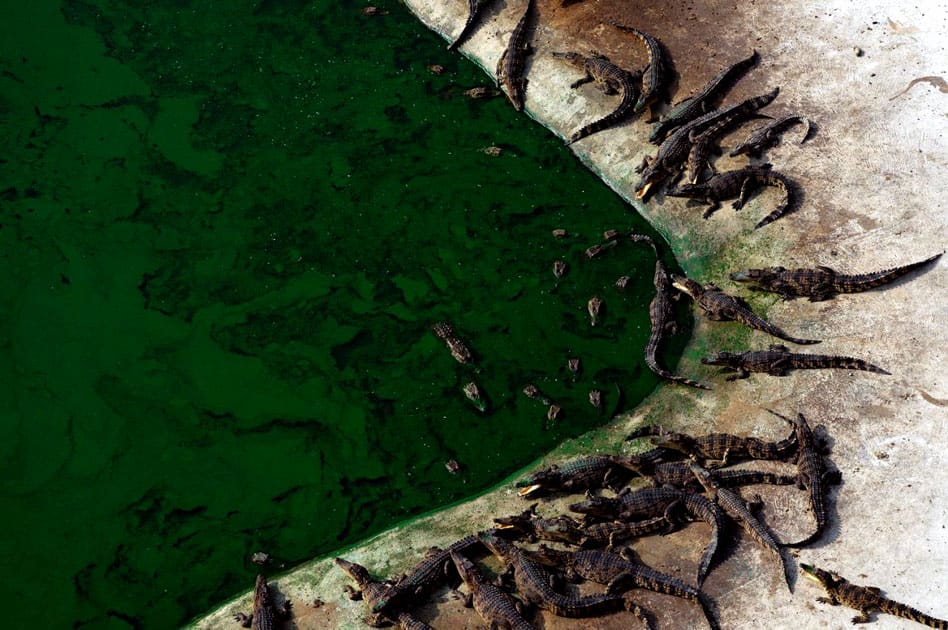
[0,0,688,627]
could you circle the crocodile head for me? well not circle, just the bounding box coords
[701,352,739,367]
[550,51,584,68]
[669,274,703,298]
[652,431,697,454]
[665,183,703,198]
[493,505,539,534]
[800,563,845,591]
[567,494,618,518]
[729,267,784,285]
[515,464,560,497]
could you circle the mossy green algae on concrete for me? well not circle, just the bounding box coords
[0,0,687,627]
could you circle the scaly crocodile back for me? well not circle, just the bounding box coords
[836,581,948,629]
[789,352,890,374]
[567,56,639,143]
[832,252,943,294]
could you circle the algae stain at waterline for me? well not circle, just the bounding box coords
[0,0,675,626]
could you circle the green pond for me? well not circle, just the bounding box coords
[0,0,688,626]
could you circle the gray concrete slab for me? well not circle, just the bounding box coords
[192,1,948,628]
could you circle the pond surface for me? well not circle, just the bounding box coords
[0,0,685,626]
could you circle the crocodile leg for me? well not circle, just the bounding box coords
[701,199,722,219]
[571,73,594,89]
[733,174,754,210]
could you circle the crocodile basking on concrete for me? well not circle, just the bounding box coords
[447,0,494,50]
[451,551,536,630]
[494,504,586,545]
[667,164,795,228]
[689,462,791,591]
[701,344,891,380]
[531,546,719,630]
[729,252,943,301]
[627,423,798,463]
[552,51,641,144]
[335,558,433,629]
[632,459,798,489]
[569,486,684,522]
[635,88,779,199]
[678,492,728,588]
[729,114,812,157]
[608,22,667,117]
[577,515,673,548]
[233,575,291,630]
[649,50,759,144]
[671,275,820,345]
[496,0,535,111]
[515,454,643,498]
[630,233,711,390]
[479,531,637,619]
[801,563,948,628]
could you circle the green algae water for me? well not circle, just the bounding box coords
[0,1,688,626]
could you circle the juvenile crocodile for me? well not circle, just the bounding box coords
[569,486,684,522]
[431,321,474,363]
[628,423,798,463]
[479,531,631,618]
[671,275,820,345]
[577,515,672,548]
[689,462,791,591]
[771,411,840,547]
[684,111,766,184]
[233,575,291,630]
[451,551,535,630]
[635,88,779,199]
[649,50,759,144]
[801,563,948,627]
[667,164,795,228]
[729,252,944,301]
[636,460,797,489]
[678,493,727,588]
[532,546,718,629]
[608,22,667,116]
[372,535,483,615]
[701,344,891,380]
[515,454,638,497]
[552,51,640,144]
[338,558,417,628]
[494,504,585,545]
[630,233,711,390]
[496,0,535,111]
[729,115,811,157]
[448,0,493,51]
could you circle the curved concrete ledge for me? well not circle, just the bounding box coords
[193,1,948,628]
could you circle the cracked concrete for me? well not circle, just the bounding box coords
[192,1,948,628]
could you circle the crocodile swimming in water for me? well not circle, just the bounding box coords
[801,563,948,628]
[552,51,641,144]
[671,275,820,345]
[729,252,944,301]
[701,344,891,380]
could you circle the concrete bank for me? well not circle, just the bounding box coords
[193,1,948,628]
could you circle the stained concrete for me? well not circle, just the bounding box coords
[192,1,948,628]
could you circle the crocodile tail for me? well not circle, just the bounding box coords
[802,354,891,374]
[645,354,712,390]
[447,0,486,50]
[753,174,793,229]
[881,600,948,629]
[832,252,943,294]
[568,88,638,144]
[736,311,821,345]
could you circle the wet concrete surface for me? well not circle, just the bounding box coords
[193,1,948,628]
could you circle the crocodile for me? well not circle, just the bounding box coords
[684,111,766,184]
[649,50,759,144]
[451,551,535,630]
[689,462,791,591]
[551,51,641,144]
[587,295,604,326]
[478,531,632,618]
[462,381,488,412]
[634,459,798,489]
[448,0,493,51]
[635,88,779,199]
[568,486,684,522]
[666,164,795,229]
[701,344,891,380]
[729,252,944,301]
[628,423,798,464]
[677,493,728,588]
[494,504,585,545]
[629,233,711,390]
[801,563,948,627]
[532,546,718,629]
[671,275,821,345]
[372,535,483,615]
[233,575,291,630]
[577,515,673,548]
[769,411,840,547]
[431,321,474,364]
[515,454,637,498]
[729,115,812,157]
[608,22,667,117]
[496,0,535,111]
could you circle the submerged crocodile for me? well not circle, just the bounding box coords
[608,22,667,116]
[233,575,291,630]
[729,252,943,301]
[496,0,535,111]
[801,563,948,628]
[729,115,812,157]
[532,546,719,630]
[630,233,711,390]
[448,0,494,51]
[479,531,634,619]
[667,164,795,229]
[649,50,759,144]
[701,344,891,380]
[552,51,641,144]
[451,551,535,630]
[635,88,779,199]
[671,275,820,345]
[431,321,474,363]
